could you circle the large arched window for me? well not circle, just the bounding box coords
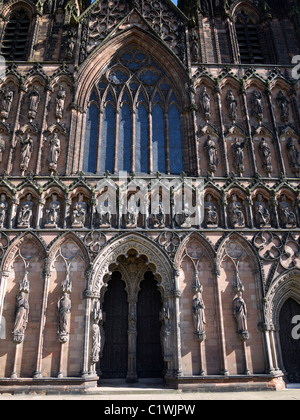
[235,10,263,64]
[83,46,184,175]
[1,9,30,61]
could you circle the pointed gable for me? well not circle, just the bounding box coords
[79,0,188,65]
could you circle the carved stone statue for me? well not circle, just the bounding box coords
[233,291,249,340]
[55,85,66,121]
[152,202,165,228]
[99,200,112,227]
[72,193,87,228]
[127,194,139,227]
[91,323,101,364]
[67,29,76,60]
[1,88,13,119]
[0,193,8,228]
[192,290,206,341]
[160,301,172,359]
[277,90,289,122]
[252,90,263,121]
[28,86,40,121]
[254,194,271,228]
[226,90,238,121]
[259,137,272,176]
[228,194,245,228]
[0,135,5,162]
[13,291,29,343]
[57,292,71,343]
[278,195,296,228]
[17,193,34,228]
[232,137,245,176]
[204,135,218,174]
[177,202,192,228]
[286,137,300,175]
[45,193,60,228]
[204,194,218,228]
[200,87,211,120]
[49,133,61,173]
[20,133,33,173]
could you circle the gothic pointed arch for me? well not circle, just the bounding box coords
[265,269,300,329]
[89,233,174,297]
[1,231,46,272]
[47,231,90,267]
[71,27,193,176]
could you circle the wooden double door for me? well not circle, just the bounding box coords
[100,271,164,380]
[279,298,300,383]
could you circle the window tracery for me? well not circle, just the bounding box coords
[83,46,183,175]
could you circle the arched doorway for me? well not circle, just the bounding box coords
[99,268,165,381]
[137,271,164,378]
[279,298,300,383]
[100,272,128,379]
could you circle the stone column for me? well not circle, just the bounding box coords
[126,300,138,383]
[36,87,52,174]
[0,271,9,330]
[265,87,285,176]
[173,270,183,377]
[34,260,51,378]
[215,85,229,176]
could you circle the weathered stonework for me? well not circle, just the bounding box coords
[0,0,299,393]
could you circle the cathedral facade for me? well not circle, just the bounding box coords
[0,0,300,392]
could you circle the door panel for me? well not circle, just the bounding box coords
[100,272,128,378]
[137,272,164,378]
[279,298,300,383]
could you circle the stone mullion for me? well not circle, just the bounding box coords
[34,260,51,378]
[36,87,52,174]
[131,109,136,174]
[77,107,87,173]
[28,14,40,62]
[114,110,120,174]
[96,109,103,173]
[226,18,240,64]
[164,111,170,174]
[265,88,286,176]
[148,109,153,174]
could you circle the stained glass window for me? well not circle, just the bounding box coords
[83,46,184,175]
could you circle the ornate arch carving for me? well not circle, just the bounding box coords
[89,233,174,297]
[264,269,300,329]
[1,231,46,272]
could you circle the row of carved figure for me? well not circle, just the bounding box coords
[0,85,66,123]
[199,87,291,124]
[192,273,249,348]
[204,134,300,177]
[0,190,299,229]
[12,270,248,372]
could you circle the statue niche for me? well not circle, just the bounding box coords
[17,193,34,228]
[228,194,245,228]
[0,193,8,228]
[71,193,87,228]
[253,194,271,228]
[45,193,61,228]
[204,194,218,228]
[278,194,297,228]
